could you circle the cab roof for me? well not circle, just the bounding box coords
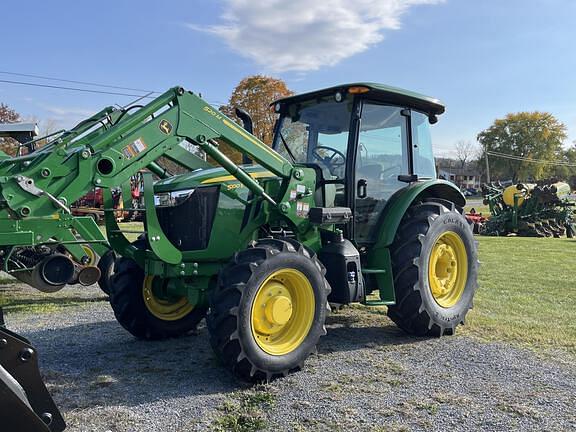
[272,82,445,116]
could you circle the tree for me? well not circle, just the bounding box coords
[477,112,567,182]
[454,140,477,169]
[0,102,21,155]
[219,75,293,163]
[553,144,576,184]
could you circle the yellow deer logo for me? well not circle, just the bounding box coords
[159,119,173,135]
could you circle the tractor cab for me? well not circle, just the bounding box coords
[271,83,445,245]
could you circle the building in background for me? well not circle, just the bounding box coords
[436,158,482,190]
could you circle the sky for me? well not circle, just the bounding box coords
[1,0,576,157]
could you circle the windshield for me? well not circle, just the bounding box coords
[273,96,353,180]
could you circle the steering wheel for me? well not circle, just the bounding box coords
[312,146,346,175]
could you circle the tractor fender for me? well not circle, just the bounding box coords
[375,179,465,248]
[365,180,465,303]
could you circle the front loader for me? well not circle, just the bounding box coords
[0,83,478,381]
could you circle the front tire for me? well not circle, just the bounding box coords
[109,258,207,340]
[388,199,478,336]
[207,238,330,382]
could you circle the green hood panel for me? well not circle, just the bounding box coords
[154,165,277,193]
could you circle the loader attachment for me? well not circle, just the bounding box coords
[0,308,66,431]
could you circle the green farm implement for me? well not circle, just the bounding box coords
[0,83,478,380]
[481,181,575,237]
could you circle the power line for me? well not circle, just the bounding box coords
[486,150,574,165]
[0,77,228,106]
[0,70,160,94]
[486,150,576,167]
[0,79,154,98]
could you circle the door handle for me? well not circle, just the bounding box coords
[357,179,367,199]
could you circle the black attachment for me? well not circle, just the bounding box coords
[319,238,365,304]
[0,311,66,432]
[357,179,367,199]
[235,108,254,165]
[234,108,253,134]
[309,207,352,225]
[398,174,418,183]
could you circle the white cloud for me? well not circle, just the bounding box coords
[39,105,96,127]
[189,0,443,72]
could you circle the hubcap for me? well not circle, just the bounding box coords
[142,276,194,321]
[251,269,315,356]
[428,231,468,308]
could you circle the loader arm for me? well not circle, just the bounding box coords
[0,87,316,287]
[0,87,293,221]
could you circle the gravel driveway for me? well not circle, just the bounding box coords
[4,284,576,432]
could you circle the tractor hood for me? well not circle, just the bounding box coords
[154,165,276,193]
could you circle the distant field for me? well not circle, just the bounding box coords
[463,236,576,355]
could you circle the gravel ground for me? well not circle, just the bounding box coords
[4,284,576,432]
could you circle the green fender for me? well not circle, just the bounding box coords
[365,179,465,303]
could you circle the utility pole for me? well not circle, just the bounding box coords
[484,152,491,184]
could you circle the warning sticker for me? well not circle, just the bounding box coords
[296,201,303,216]
[296,201,310,217]
[122,138,147,159]
[290,190,297,200]
[296,184,306,194]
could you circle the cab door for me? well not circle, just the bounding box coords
[353,101,410,245]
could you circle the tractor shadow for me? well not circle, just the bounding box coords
[19,305,428,409]
[320,307,426,354]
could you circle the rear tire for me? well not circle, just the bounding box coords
[109,258,207,340]
[207,238,330,382]
[388,199,478,336]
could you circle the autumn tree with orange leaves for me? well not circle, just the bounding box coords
[218,75,293,163]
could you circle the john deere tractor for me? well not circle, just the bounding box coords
[0,83,477,381]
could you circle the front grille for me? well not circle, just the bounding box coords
[155,186,219,251]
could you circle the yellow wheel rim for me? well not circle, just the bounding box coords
[142,276,194,321]
[81,245,97,265]
[251,269,315,356]
[428,231,468,308]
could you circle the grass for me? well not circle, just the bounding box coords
[0,285,106,314]
[99,221,144,243]
[462,236,576,355]
[212,387,275,432]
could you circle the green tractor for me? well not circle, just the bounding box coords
[0,83,477,381]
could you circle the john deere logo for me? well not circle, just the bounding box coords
[159,119,173,135]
